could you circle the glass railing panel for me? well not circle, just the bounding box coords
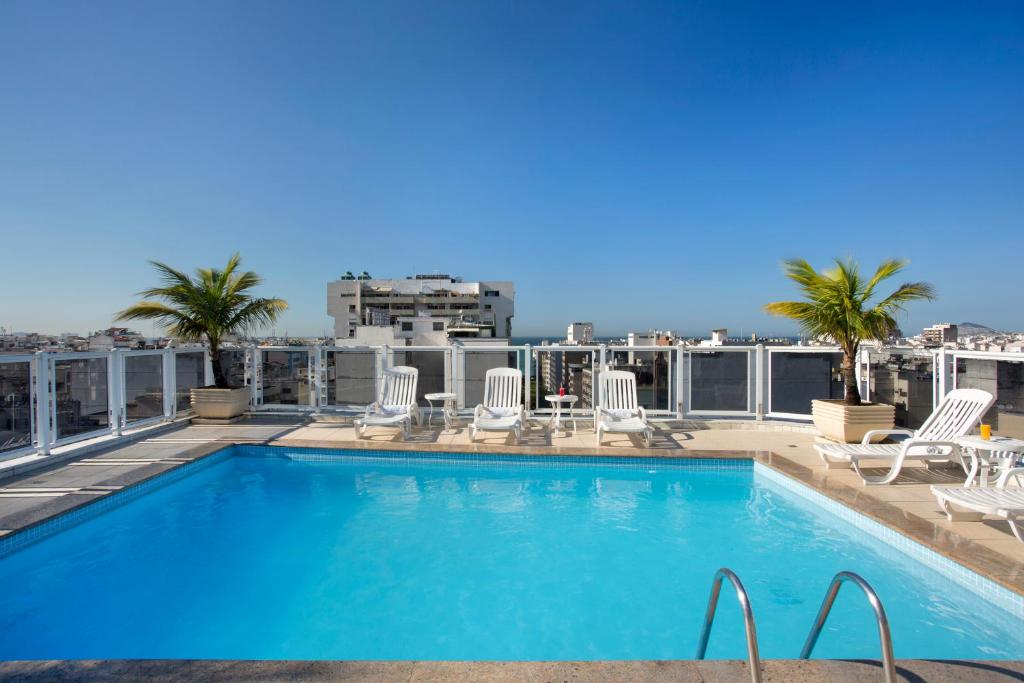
[54,357,110,439]
[175,351,206,411]
[391,350,447,406]
[326,349,377,406]
[0,360,32,453]
[216,349,248,388]
[606,348,673,412]
[533,348,597,412]
[261,350,311,406]
[768,351,844,416]
[123,354,164,422]
[689,350,750,413]
[956,357,1024,438]
[865,349,935,428]
[461,349,520,409]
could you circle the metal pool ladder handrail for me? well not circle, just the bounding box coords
[695,567,762,683]
[800,571,896,683]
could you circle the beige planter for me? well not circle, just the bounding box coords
[191,387,250,420]
[811,399,895,443]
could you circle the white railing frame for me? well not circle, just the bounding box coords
[684,347,758,418]
[8,345,1023,461]
[765,346,843,421]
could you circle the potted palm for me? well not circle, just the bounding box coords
[117,254,287,420]
[764,258,934,443]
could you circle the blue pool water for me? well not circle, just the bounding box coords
[0,446,1021,661]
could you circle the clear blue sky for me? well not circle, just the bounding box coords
[1,1,1022,337]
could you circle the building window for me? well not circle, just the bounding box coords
[484,304,492,310]
[433,322,444,331]
[401,322,413,332]
[484,290,499,297]
[349,305,356,311]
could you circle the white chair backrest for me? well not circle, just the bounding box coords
[917,388,994,441]
[599,370,640,412]
[380,366,418,407]
[483,368,522,409]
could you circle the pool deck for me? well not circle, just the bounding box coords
[1,415,1024,681]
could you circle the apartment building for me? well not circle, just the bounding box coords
[923,323,958,346]
[327,273,514,345]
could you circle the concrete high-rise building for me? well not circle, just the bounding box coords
[327,273,514,344]
[566,322,594,345]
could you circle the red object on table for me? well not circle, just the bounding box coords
[559,386,566,396]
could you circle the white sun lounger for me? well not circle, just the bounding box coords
[596,370,653,448]
[355,366,422,440]
[814,388,994,485]
[932,467,1024,542]
[470,368,525,444]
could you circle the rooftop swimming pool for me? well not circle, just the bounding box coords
[0,445,1021,661]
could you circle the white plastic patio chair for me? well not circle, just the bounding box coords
[596,370,653,448]
[470,368,525,444]
[931,467,1024,542]
[355,366,422,440]
[814,388,995,485]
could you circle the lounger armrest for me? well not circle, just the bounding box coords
[861,428,915,444]
[900,439,961,457]
[638,406,648,423]
[997,467,1024,489]
[365,402,381,417]
[473,404,485,420]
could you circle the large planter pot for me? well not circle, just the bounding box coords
[191,387,250,420]
[811,399,895,443]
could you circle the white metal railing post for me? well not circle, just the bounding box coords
[676,344,686,418]
[34,351,52,455]
[444,347,452,394]
[163,348,176,420]
[755,345,765,421]
[109,349,124,436]
[936,347,950,401]
[453,343,465,409]
[524,344,532,413]
[204,348,214,386]
[858,348,871,403]
[311,347,323,411]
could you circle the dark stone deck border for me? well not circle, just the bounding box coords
[2,658,1024,682]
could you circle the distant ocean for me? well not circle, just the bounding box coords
[511,336,623,346]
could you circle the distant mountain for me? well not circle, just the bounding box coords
[957,322,996,336]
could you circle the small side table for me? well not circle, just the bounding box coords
[424,392,458,430]
[956,435,1024,487]
[545,394,578,436]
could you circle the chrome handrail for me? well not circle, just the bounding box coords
[800,571,896,683]
[695,567,762,683]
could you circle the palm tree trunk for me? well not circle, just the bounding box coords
[209,342,228,389]
[842,351,861,406]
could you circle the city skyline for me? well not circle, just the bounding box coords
[2,1,1022,336]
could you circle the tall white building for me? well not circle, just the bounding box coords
[327,273,514,344]
[566,322,594,345]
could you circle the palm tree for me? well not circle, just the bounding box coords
[764,258,935,406]
[117,254,288,388]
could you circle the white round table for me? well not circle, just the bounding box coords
[425,392,458,429]
[545,394,578,436]
[956,435,1024,486]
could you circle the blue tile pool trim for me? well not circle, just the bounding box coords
[235,444,753,471]
[0,446,234,559]
[754,462,1024,621]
